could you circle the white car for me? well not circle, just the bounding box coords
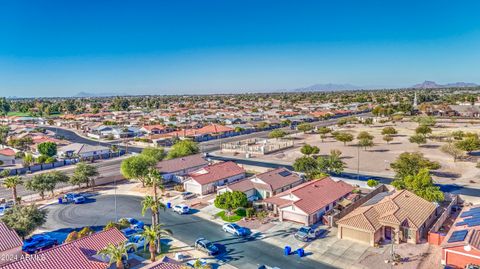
[173,204,190,214]
[222,223,248,236]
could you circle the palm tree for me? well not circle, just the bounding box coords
[3,176,23,204]
[145,168,165,226]
[97,241,136,269]
[141,195,166,227]
[139,224,172,262]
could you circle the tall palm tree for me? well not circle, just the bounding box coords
[145,168,165,226]
[139,224,172,262]
[97,242,136,269]
[141,196,166,228]
[3,176,23,204]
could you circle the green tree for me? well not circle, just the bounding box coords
[390,152,440,180]
[214,191,248,213]
[69,162,99,188]
[383,135,394,144]
[141,195,166,230]
[120,155,157,187]
[37,142,57,157]
[392,169,444,202]
[0,98,11,116]
[141,147,165,162]
[334,132,354,146]
[139,224,172,262]
[166,140,200,159]
[381,127,397,136]
[296,123,313,133]
[415,125,432,137]
[454,136,480,153]
[1,204,47,239]
[300,144,320,156]
[440,143,464,162]
[451,131,464,140]
[0,125,10,145]
[357,131,374,140]
[358,138,374,150]
[2,176,23,204]
[316,150,345,174]
[414,116,436,127]
[268,129,287,139]
[293,156,317,174]
[318,127,331,142]
[22,153,34,167]
[409,134,427,146]
[367,179,379,188]
[25,171,68,199]
[97,242,135,269]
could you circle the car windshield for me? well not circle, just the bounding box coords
[299,227,310,233]
[205,241,214,248]
[231,224,240,229]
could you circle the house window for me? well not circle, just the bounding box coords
[325,205,330,211]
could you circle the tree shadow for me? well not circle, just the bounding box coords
[368,149,390,153]
[421,144,440,149]
[431,171,461,179]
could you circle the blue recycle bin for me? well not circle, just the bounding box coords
[284,246,291,256]
[166,202,171,209]
[297,248,304,257]
[58,198,63,204]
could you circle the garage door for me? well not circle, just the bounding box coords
[282,211,308,225]
[184,182,202,195]
[341,227,371,244]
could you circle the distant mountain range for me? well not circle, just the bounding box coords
[292,83,367,92]
[75,91,129,97]
[411,81,478,89]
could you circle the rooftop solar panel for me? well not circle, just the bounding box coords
[447,230,468,243]
[279,171,292,177]
[455,221,466,226]
[467,220,480,227]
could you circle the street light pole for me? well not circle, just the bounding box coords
[114,175,118,222]
[357,143,360,181]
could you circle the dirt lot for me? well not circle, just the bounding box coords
[241,120,480,188]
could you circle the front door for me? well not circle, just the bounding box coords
[385,227,392,240]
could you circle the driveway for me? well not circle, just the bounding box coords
[41,194,335,269]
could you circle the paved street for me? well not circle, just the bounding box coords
[42,194,334,269]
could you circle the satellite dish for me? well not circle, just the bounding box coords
[464,245,472,252]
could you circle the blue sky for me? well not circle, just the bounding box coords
[1,0,480,97]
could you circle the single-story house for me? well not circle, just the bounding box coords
[156,154,209,183]
[441,205,480,268]
[263,177,354,226]
[0,221,23,265]
[337,190,438,246]
[140,125,173,135]
[0,148,16,165]
[217,167,304,201]
[183,161,246,195]
[57,143,111,159]
[1,228,126,269]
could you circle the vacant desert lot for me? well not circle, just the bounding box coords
[235,119,480,188]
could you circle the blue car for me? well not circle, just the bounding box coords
[120,218,144,230]
[23,234,58,254]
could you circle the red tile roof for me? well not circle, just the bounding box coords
[0,148,15,157]
[188,161,245,185]
[1,228,126,269]
[145,257,183,269]
[167,124,234,137]
[142,125,168,131]
[0,222,22,252]
[264,177,354,215]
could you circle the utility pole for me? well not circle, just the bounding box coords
[357,143,360,181]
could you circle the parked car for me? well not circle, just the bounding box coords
[194,238,219,256]
[127,234,146,251]
[222,223,248,237]
[173,204,190,214]
[258,266,281,269]
[121,227,139,238]
[0,202,12,216]
[22,234,58,254]
[120,218,145,230]
[64,193,86,204]
[181,192,196,200]
[294,226,327,242]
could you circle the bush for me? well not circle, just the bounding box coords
[174,185,184,192]
[246,208,255,218]
[36,155,49,164]
[367,179,379,188]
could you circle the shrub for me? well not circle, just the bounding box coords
[367,179,379,188]
[246,208,255,218]
[174,185,184,192]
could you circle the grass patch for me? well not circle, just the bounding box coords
[216,208,246,222]
[7,111,32,117]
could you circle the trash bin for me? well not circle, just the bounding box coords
[58,198,63,204]
[284,246,291,256]
[166,202,171,209]
[297,248,304,257]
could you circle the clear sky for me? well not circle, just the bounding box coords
[1,0,480,97]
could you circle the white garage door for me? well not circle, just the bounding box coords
[184,182,202,195]
[341,227,371,244]
[282,211,308,225]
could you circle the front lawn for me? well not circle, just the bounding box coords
[216,208,246,222]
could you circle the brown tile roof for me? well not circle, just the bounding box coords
[167,124,234,137]
[337,190,436,232]
[225,178,256,192]
[254,168,303,191]
[0,222,22,252]
[1,228,126,269]
[188,161,245,185]
[264,178,354,215]
[156,154,208,173]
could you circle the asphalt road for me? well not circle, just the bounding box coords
[0,158,125,200]
[42,194,334,269]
